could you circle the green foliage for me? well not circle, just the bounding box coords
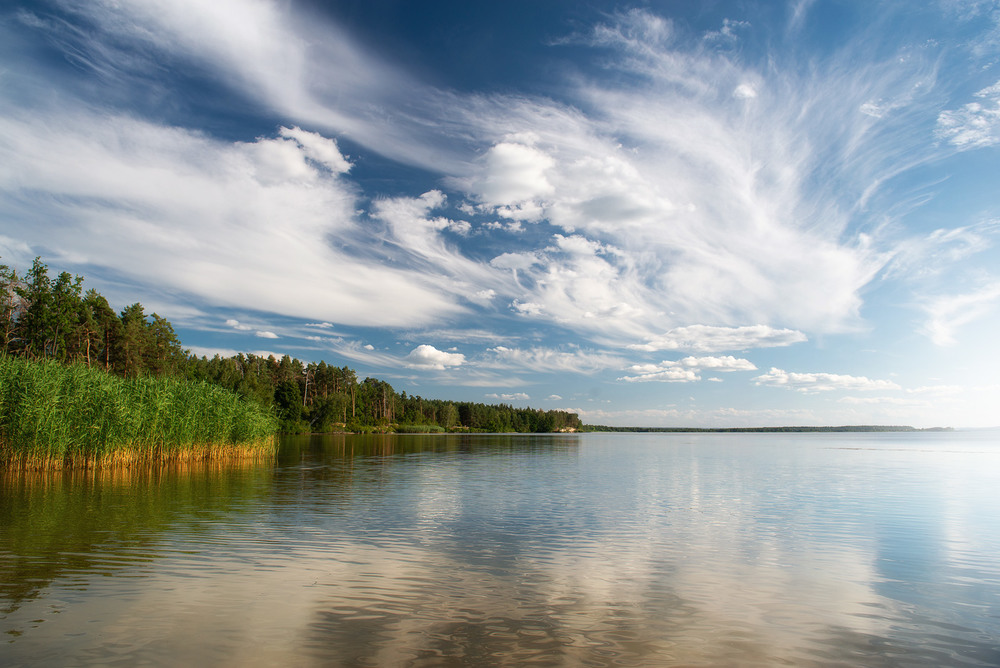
[0,257,584,441]
[0,258,186,375]
[0,356,278,469]
[394,424,446,433]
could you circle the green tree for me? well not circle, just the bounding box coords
[145,313,185,376]
[83,289,120,371]
[274,378,303,427]
[113,303,148,378]
[0,260,21,354]
[13,258,53,360]
[49,271,84,362]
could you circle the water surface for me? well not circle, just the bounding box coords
[2,431,999,666]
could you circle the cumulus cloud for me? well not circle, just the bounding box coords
[485,392,531,401]
[483,220,525,233]
[619,355,755,382]
[936,80,1000,149]
[753,368,901,393]
[228,319,278,338]
[405,344,466,370]
[471,289,496,305]
[510,300,544,316]
[463,135,555,212]
[619,366,701,383]
[277,126,352,174]
[630,325,807,353]
[681,355,758,370]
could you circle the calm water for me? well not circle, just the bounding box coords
[2,431,1000,666]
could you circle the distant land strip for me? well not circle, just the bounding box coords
[582,425,953,433]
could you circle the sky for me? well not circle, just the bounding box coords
[1,0,999,428]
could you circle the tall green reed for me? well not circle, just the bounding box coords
[0,356,279,469]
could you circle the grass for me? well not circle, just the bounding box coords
[393,424,446,433]
[0,356,279,469]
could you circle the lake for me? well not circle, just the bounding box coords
[2,431,999,666]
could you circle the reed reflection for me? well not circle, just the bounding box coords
[0,460,274,616]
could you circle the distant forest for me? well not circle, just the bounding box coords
[0,258,582,434]
[582,425,941,433]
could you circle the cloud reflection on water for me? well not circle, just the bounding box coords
[3,433,1000,666]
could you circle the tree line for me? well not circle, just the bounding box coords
[1,258,582,434]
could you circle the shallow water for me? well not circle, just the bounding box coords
[2,431,999,666]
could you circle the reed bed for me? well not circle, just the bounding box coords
[0,356,279,469]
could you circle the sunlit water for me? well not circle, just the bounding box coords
[2,431,1000,666]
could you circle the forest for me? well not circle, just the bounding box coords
[0,258,582,434]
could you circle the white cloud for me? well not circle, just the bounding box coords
[405,344,466,370]
[619,355,755,382]
[920,282,1000,345]
[490,251,542,272]
[936,79,1000,149]
[444,8,937,340]
[630,325,807,353]
[278,126,352,174]
[463,135,555,211]
[5,0,993,370]
[619,366,701,383]
[483,346,625,374]
[886,220,999,281]
[678,355,758,371]
[407,328,510,344]
[483,220,524,233]
[55,0,472,173]
[228,319,278,339]
[187,345,282,359]
[753,368,901,393]
[314,339,404,368]
[510,300,544,316]
[547,394,563,400]
[471,289,496,305]
[0,112,473,328]
[705,18,751,45]
[485,392,530,402]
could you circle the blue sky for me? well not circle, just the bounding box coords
[1,1,999,428]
